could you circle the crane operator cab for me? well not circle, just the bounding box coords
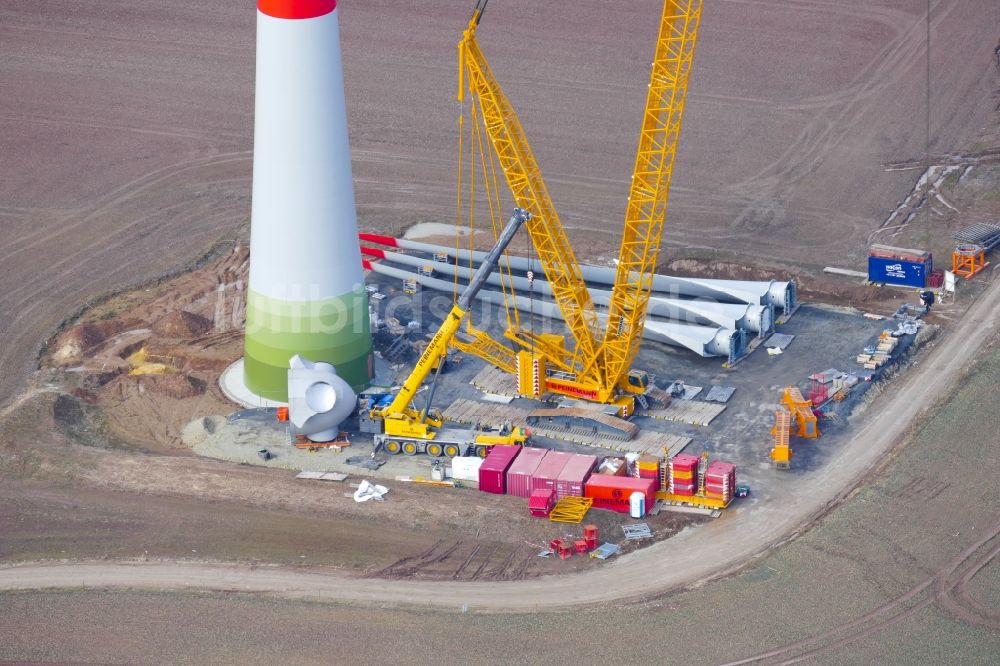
[623,369,650,392]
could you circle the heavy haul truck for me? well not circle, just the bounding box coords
[359,209,532,458]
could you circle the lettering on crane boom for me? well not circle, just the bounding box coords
[415,308,461,371]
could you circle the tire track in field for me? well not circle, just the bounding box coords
[726,1,958,231]
[721,519,1000,665]
[0,150,249,263]
[0,150,251,406]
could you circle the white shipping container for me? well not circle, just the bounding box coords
[450,456,484,482]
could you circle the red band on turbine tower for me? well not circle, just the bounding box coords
[258,0,336,20]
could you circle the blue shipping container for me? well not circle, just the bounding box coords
[868,256,928,288]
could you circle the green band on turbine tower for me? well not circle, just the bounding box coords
[243,288,372,401]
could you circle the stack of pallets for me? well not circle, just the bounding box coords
[643,400,727,426]
[857,332,899,369]
[668,454,699,496]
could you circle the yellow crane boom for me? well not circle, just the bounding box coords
[453,0,704,413]
[373,208,531,441]
[601,0,704,387]
[458,4,603,379]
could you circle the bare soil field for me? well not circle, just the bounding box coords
[1,0,1000,662]
[0,383,700,582]
[3,0,999,407]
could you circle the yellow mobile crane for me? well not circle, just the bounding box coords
[361,208,531,458]
[452,0,704,415]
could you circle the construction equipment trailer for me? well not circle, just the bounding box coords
[360,208,532,458]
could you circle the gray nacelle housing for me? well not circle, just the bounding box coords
[287,355,358,442]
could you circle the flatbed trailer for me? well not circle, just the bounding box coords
[655,491,733,510]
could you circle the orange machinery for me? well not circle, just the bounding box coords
[770,410,793,469]
[952,243,988,280]
[770,386,819,469]
[781,386,820,438]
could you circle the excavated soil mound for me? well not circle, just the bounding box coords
[138,373,208,400]
[151,311,213,339]
[51,322,117,365]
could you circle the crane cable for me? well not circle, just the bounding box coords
[457,54,522,334]
[453,100,464,304]
[472,91,518,331]
[481,95,521,331]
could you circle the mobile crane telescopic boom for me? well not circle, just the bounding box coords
[364,208,531,457]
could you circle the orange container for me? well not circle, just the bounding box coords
[276,406,289,422]
[585,475,655,502]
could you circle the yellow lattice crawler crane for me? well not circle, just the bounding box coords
[451,0,705,416]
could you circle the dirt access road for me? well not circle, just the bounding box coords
[3,275,997,610]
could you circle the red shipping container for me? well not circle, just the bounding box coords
[530,489,557,517]
[505,447,548,498]
[585,476,655,511]
[574,539,589,553]
[583,524,599,541]
[531,450,572,494]
[478,445,521,494]
[555,454,597,499]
